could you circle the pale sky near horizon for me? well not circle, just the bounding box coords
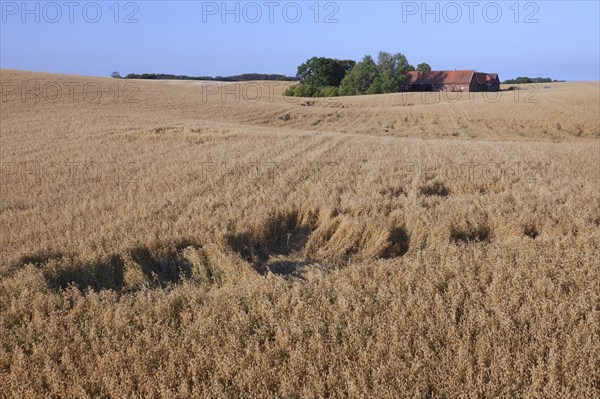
[1,1,599,81]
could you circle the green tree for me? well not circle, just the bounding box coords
[416,63,431,72]
[285,51,418,97]
[296,57,356,94]
[514,77,533,84]
[111,71,122,79]
[339,55,379,95]
[376,52,412,93]
[284,83,316,97]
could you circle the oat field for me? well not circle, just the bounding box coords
[1,69,599,398]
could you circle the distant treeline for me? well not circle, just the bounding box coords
[123,73,299,82]
[503,77,565,84]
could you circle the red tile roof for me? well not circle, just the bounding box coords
[475,72,498,84]
[405,70,499,86]
[404,70,475,85]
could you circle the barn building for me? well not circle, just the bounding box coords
[402,70,500,92]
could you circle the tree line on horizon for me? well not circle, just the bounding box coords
[502,77,565,84]
[283,53,431,97]
[113,72,299,82]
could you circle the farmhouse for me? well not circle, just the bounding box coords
[403,70,500,92]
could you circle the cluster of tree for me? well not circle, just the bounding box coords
[284,53,431,97]
[113,72,298,82]
[283,57,356,97]
[503,77,565,84]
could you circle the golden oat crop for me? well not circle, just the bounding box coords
[1,70,599,398]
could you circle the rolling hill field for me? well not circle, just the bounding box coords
[1,69,599,398]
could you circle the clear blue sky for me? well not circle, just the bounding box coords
[1,1,599,81]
